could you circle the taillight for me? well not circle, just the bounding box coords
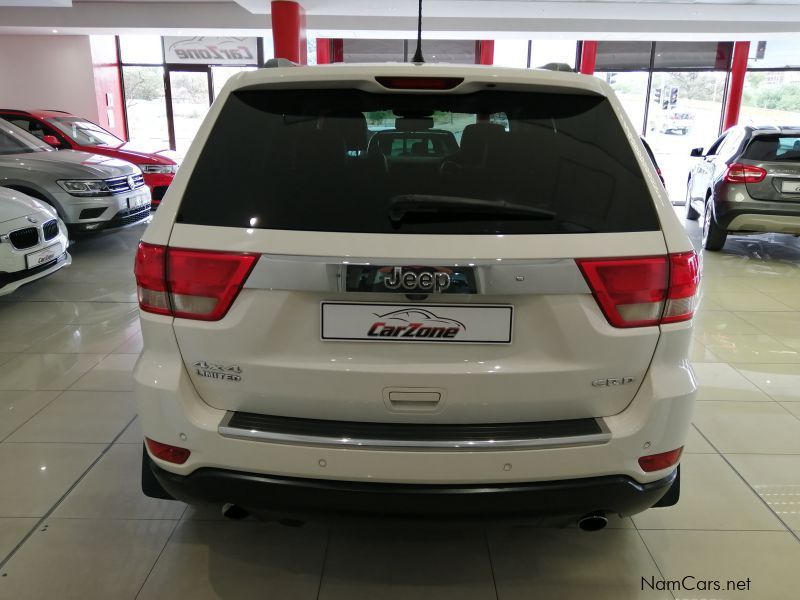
[375,76,463,90]
[723,163,766,184]
[576,252,699,328]
[638,447,683,472]
[134,243,258,321]
[145,437,191,464]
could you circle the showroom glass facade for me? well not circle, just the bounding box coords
[118,35,268,156]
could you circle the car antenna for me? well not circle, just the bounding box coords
[411,0,425,64]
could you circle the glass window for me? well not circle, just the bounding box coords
[493,39,529,69]
[412,40,476,64]
[743,134,800,161]
[343,39,405,63]
[47,117,123,147]
[530,40,578,70]
[740,71,800,127]
[122,66,169,148]
[645,71,727,202]
[596,42,652,71]
[0,118,51,155]
[119,35,164,64]
[653,42,732,70]
[595,71,649,132]
[178,89,659,235]
[748,40,800,70]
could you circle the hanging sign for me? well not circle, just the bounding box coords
[163,37,258,65]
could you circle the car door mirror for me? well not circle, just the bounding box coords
[690,147,704,158]
[42,135,61,148]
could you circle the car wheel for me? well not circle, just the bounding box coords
[702,197,727,251]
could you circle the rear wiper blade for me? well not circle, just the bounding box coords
[388,194,556,223]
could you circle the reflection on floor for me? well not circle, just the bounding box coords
[0,218,799,599]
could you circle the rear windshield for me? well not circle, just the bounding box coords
[178,89,659,234]
[744,134,800,162]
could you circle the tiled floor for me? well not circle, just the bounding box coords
[1,218,800,599]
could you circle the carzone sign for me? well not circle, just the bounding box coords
[164,37,258,65]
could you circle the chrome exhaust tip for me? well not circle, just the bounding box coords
[577,512,608,531]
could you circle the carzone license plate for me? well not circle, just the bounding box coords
[25,242,62,269]
[321,302,513,344]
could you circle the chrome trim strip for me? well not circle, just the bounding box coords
[217,413,611,450]
[244,254,590,296]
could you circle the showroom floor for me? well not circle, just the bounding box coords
[0,216,799,600]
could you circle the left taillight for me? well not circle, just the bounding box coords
[134,242,258,321]
[576,251,699,328]
[723,162,766,184]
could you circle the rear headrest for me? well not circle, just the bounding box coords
[459,122,506,164]
[319,111,368,152]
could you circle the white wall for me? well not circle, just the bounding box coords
[0,35,99,121]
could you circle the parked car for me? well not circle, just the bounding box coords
[650,110,694,135]
[686,125,800,251]
[135,64,698,528]
[0,109,176,208]
[0,186,69,295]
[0,117,151,233]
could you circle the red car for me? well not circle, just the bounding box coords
[0,109,176,208]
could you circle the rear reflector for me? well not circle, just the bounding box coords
[577,252,699,328]
[135,243,258,321]
[724,163,767,184]
[638,447,683,472]
[145,437,191,464]
[375,76,463,90]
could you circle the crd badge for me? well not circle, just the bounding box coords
[384,266,451,293]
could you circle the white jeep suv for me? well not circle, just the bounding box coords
[134,63,699,528]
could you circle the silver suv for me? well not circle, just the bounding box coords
[0,117,151,233]
[135,64,699,528]
[687,125,800,250]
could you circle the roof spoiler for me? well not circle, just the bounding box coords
[538,62,575,73]
[263,58,300,68]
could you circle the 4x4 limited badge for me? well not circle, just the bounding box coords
[194,361,242,382]
[384,266,451,292]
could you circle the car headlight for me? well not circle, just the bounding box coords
[57,179,111,196]
[139,164,176,174]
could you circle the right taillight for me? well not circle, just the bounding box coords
[134,242,258,321]
[723,163,766,184]
[577,251,699,328]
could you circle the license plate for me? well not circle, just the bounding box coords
[25,242,62,269]
[321,302,513,344]
[126,195,144,210]
[781,180,800,194]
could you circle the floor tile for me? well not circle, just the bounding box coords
[116,416,143,444]
[699,291,792,312]
[733,363,800,402]
[694,333,800,364]
[9,281,137,303]
[69,354,139,392]
[0,322,70,353]
[0,518,36,562]
[53,444,185,520]
[684,424,717,454]
[689,338,721,363]
[736,311,800,337]
[138,521,326,600]
[0,391,60,441]
[0,518,176,600]
[28,317,139,354]
[320,527,495,600]
[0,443,102,517]
[6,391,136,444]
[640,530,800,599]
[111,330,143,354]
[692,310,762,335]
[726,454,800,532]
[488,527,671,600]
[781,402,800,420]
[632,453,783,531]
[693,401,800,454]
[0,353,104,390]
[691,362,773,401]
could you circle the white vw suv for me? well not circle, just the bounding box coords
[134,63,699,528]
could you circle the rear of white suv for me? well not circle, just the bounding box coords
[134,64,699,526]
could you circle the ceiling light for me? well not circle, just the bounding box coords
[52,29,58,33]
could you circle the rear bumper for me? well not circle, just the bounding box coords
[147,455,676,522]
[713,185,800,232]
